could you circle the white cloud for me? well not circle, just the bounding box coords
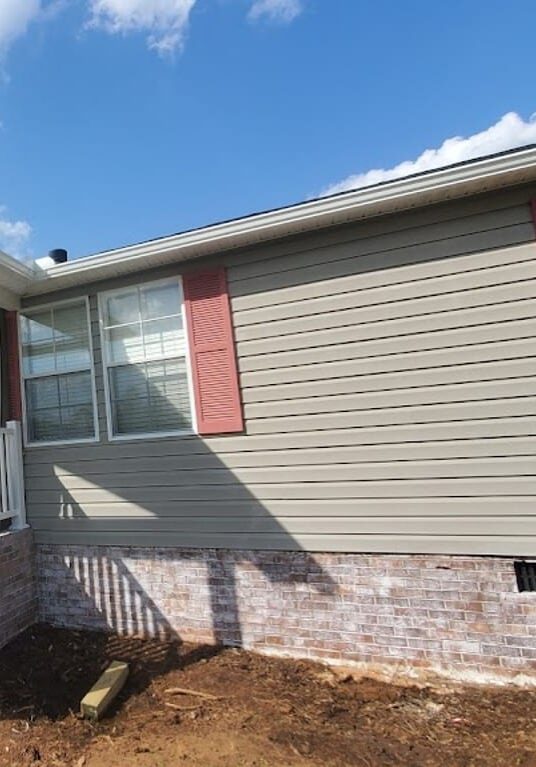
[0,0,42,55]
[0,208,32,260]
[248,0,303,23]
[87,0,198,55]
[322,112,536,196]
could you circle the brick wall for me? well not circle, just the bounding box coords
[0,529,37,648]
[36,544,536,679]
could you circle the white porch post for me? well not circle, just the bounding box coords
[5,420,27,530]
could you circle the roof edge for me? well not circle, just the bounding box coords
[16,144,536,297]
[0,250,34,297]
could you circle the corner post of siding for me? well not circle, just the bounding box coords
[6,420,27,530]
[531,199,536,237]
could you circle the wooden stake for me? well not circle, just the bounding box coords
[80,661,129,721]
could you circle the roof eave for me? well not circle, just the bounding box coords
[19,145,536,296]
[0,251,34,306]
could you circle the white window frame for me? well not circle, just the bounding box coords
[19,296,100,448]
[98,276,197,443]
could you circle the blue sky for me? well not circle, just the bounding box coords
[0,0,535,261]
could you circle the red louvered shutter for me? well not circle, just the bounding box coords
[531,199,536,236]
[183,266,244,435]
[4,311,22,421]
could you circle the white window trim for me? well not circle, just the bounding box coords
[98,276,197,443]
[19,296,100,448]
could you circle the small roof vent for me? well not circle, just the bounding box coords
[49,248,68,264]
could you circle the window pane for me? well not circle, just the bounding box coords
[29,404,94,443]
[143,316,184,359]
[22,309,55,376]
[54,304,89,338]
[54,304,91,372]
[148,359,192,432]
[105,324,144,364]
[109,357,192,436]
[22,302,91,376]
[21,310,53,344]
[23,341,56,377]
[26,377,59,410]
[59,405,95,440]
[28,409,62,443]
[26,372,95,443]
[104,290,139,326]
[109,364,148,401]
[58,371,93,406]
[141,283,181,320]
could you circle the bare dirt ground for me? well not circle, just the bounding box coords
[0,625,535,767]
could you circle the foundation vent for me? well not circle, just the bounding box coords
[514,561,536,592]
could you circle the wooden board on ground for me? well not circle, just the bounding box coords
[80,661,129,721]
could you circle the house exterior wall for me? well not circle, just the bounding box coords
[36,543,536,679]
[21,182,536,556]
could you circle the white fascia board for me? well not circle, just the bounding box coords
[20,146,536,296]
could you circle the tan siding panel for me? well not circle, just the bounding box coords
[24,458,536,493]
[232,246,536,325]
[223,187,535,271]
[241,358,536,404]
[234,281,536,344]
[240,338,535,388]
[27,497,536,518]
[238,318,536,373]
[24,477,536,504]
[245,398,536,435]
[23,417,536,459]
[29,516,536,537]
[244,377,536,418]
[237,296,536,355]
[230,235,535,313]
[227,206,531,284]
[23,437,536,477]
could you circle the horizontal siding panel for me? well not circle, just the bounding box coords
[231,238,536,315]
[238,317,536,373]
[237,296,536,356]
[32,530,536,556]
[25,457,536,491]
[240,338,535,388]
[245,397,536,435]
[23,417,536,461]
[232,245,536,325]
[228,206,530,284]
[223,187,535,270]
[241,358,536,404]
[23,437,536,477]
[25,477,536,504]
[235,280,536,345]
[244,377,536,419]
[230,225,532,304]
[29,516,536,537]
[234,280,536,344]
[27,497,536,518]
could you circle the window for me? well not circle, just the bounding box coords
[100,279,193,438]
[20,300,97,444]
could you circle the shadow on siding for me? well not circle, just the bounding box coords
[34,440,338,651]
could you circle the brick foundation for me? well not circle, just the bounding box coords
[0,529,37,648]
[36,544,536,679]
